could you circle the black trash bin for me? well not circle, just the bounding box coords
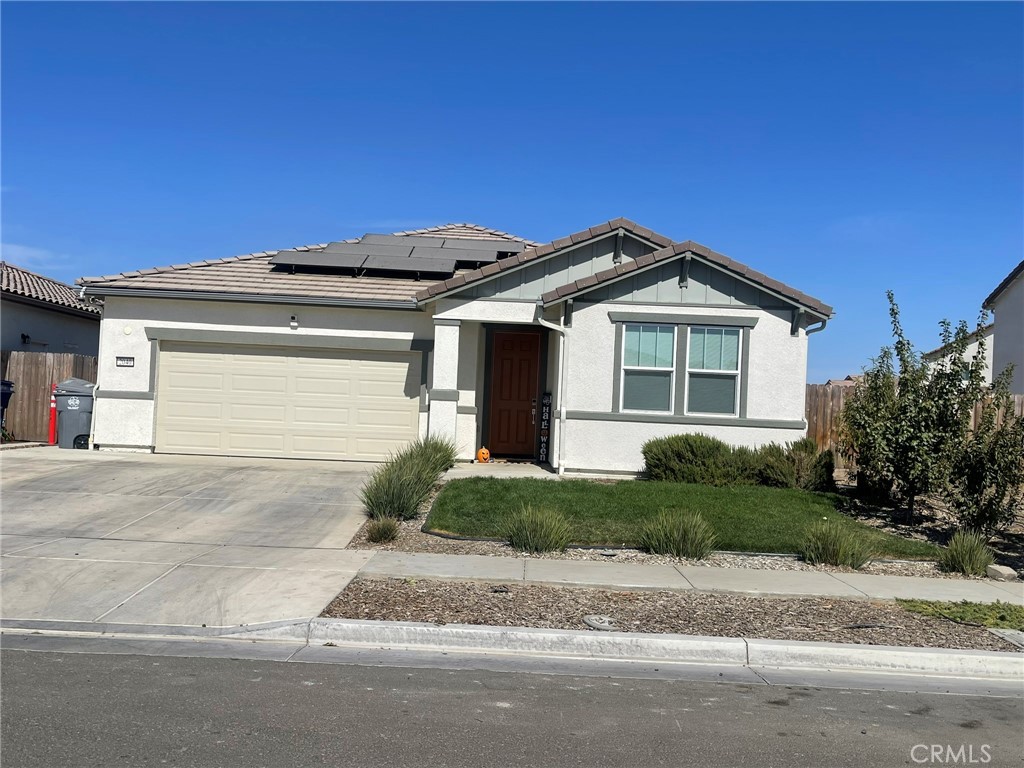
[54,378,96,449]
[1,380,13,426]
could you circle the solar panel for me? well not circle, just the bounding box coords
[363,254,457,273]
[440,238,526,253]
[270,251,367,269]
[321,242,413,258]
[361,234,444,248]
[410,246,500,263]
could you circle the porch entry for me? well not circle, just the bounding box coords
[486,329,542,458]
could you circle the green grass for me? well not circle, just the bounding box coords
[898,599,1024,630]
[425,477,940,559]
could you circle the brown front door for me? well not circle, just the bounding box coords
[488,331,541,457]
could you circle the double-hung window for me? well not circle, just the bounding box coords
[621,324,675,412]
[686,327,741,416]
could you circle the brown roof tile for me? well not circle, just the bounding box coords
[1,261,99,315]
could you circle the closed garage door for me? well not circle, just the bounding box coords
[155,342,421,461]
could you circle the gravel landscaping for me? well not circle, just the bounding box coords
[322,578,1018,652]
[346,517,981,579]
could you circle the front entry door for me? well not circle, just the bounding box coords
[488,331,541,457]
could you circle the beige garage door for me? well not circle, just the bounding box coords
[155,342,421,461]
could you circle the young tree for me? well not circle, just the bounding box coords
[841,293,989,521]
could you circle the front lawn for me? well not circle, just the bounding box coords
[425,477,940,559]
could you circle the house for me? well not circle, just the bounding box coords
[1,261,100,355]
[983,260,1024,395]
[824,375,862,387]
[922,323,995,386]
[77,218,833,474]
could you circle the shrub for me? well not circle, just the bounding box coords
[805,449,837,493]
[939,531,995,576]
[642,434,753,486]
[755,444,797,488]
[801,520,875,569]
[403,435,458,478]
[365,516,400,543]
[637,509,718,559]
[360,435,458,520]
[503,505,572,553]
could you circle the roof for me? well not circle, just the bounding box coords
[922,322,994,361]
[415,218,673,301]
[537,238,834,318]
[78,224,535,305]
[983,260,1024,309]
[1,261,99,315]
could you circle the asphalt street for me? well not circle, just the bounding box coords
[3,649,1021,768]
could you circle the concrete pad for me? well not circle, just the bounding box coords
[184,466,371,504]
[0,535,61,554]
[5,537,214,565]
[444,463,558,481]
[100,564,356,627]
[524,559,691,590]
[0,490,179,538]
[986,580,1024,601]
[187,545,372,572]
[359,551,526,582]
[106,496,364,549]
[0,557,171,621]
[676,566,867,598]
[828,572,1024,605]
[3,461,239,497]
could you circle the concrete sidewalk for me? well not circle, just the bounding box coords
[357,551,1024,605]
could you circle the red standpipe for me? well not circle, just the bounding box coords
[48,383,57,445]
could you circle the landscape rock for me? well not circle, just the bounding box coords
[986,564,1019,582]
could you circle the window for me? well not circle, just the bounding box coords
[686,327,741,416]
[621,324,675,412]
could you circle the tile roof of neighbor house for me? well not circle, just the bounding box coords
[78,224,536,305]
[922,322,995,361]
[983,260,1024,309]
[1,261,100,315]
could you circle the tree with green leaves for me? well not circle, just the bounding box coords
[841,292,989,521]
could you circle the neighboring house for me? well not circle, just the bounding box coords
[78,218,833,473]
[1,261,100,355]
[824,375,862,387]
[922,323,995,386]
[983,260,1024,395]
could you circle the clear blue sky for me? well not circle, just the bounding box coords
[2,2,1021,382]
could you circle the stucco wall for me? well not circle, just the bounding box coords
[991,276,1024,394]
[92,296,433,448]
[926,328,994,386]
[1,298,100,355]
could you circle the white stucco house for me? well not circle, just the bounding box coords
[983,260,1024,395]
[922,323,995,386]
[78,219,833,474]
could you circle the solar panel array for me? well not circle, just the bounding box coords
[271,233,526,277]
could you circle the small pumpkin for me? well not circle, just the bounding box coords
[476,446,491,463]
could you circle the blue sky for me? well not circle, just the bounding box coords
[2,2,1021,382]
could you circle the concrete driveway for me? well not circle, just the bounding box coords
[1,447,373,629]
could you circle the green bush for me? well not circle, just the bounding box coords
[360,435,458,520]
[503,505,572,553]
[801,519,875,569]
[365,516,400,543]
[806,449,837,492]
[642,434,752,486]
[756,444,797,488]
[637,509,718,559]
[939,531,996,576]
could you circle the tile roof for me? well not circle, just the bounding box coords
[539,239,834,318]
[983,260,1024,309]
[2,261,99,315]
[78,224,535,305]
[415,218,673,301]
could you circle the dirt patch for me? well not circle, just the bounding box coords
[321,578,1018,652]
[346,517,973,579]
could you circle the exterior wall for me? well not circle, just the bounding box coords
[558,299,809,473]
[0,297,100,355]
[991,276,1024,394]
[92,296,433,449]
[458,234,655,300]
[925,327,994,386]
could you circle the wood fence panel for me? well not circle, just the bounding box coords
[1,351,98,441]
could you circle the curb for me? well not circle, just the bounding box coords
[239,618,1024,681]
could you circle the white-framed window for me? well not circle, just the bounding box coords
[685,327,741,416]
[620,323,675,412]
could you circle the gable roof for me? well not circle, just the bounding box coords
[414,218,673,301]
[922,322,994,361]
[78,224,534,306]
[537,239,834,318]
[983,260,1024,309]
[2,261,99,315]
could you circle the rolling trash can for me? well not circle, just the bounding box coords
[1,380,13,428]
[54,378,96,449]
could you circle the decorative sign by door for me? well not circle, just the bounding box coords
[115,357,135,368]
[538,393,552,464]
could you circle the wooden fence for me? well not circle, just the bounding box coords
[1,351,98,442]
[805,382,1024,464]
